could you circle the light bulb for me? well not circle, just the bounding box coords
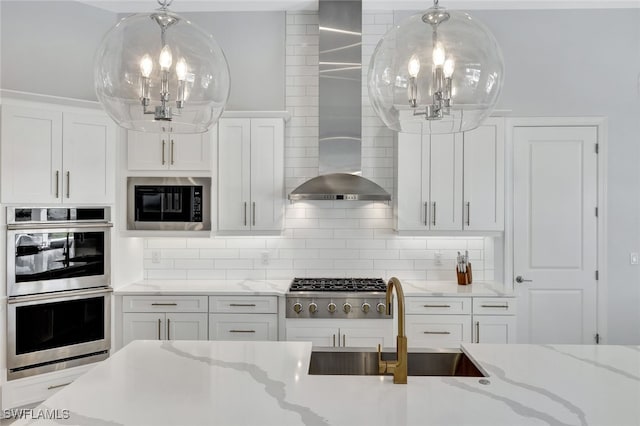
[176,58,188,81]
[159,45,173,71]
[443,58,455,78]
[140,54,153,78]
[408,55,421,78]
[432,44,445,67]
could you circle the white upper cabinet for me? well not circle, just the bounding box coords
[127,126,213,171]
[1,103,115,205]
[463,117,505,231]
[396,118,504,232]
[217,117,284,233]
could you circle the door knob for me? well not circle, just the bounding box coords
[515,275,532,283]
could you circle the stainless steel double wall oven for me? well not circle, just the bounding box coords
[6,207,112,379]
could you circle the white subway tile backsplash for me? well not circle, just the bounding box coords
[141,11,495,284]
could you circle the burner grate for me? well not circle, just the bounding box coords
[289,278,387,292]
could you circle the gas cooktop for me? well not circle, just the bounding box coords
[289,277,387,292]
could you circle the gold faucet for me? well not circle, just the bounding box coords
[378,277,407,384]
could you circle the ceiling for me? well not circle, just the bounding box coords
[75,0,640,13]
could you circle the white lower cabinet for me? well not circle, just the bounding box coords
[209,295,278,341]
[472,297,517,344]
[121,295,209,346]
[2,363,95,409]
[286,320,394,348]
[406,314,472,348]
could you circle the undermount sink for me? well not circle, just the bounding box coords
[308,348,485,377]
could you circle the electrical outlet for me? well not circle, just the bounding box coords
[631,252,639,265]
[261,251,270,265]
[151,251,161,264]
[434,251,442,266]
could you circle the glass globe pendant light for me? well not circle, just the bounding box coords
[94,0,230,133]
[367,0,504,134]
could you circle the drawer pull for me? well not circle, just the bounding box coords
[229,330,256,333]
[423,304,451,308]
[229,303,257,307]
[48,382,72,390]
[151,303,178,306]
[423,331,451,335]
[480,304,509,309]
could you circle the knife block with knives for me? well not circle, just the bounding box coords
[456,251,472,285]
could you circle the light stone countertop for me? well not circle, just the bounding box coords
[114,279,512,297]
[14,341,640,426]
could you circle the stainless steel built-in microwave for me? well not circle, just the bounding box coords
[127,177,211,231]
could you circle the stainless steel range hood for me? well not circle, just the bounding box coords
[288,0,391,202]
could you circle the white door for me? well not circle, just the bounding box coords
[122,313,165,346]
[286,326,338,347]
[218,119,251,231]
[127,131,165,170]
[396,122,429,230]
[166,313,208,341]
[1,105,63,204]
[430,133,463,230]
[513,126,598,344]
[250,119,284,231]
[63,112,115,204]
[463,118,505,231]
[169,130,212,171]
[473,316,516,344]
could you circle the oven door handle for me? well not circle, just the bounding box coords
[7,222,113,231]
[7,287,113,304]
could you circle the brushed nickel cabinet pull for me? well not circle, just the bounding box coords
[167,318,171,340]
[466,202,471,226]
[151,303,178,306]
[424,202,428,226]
[47,382,71,390]
[229,330,256,333]
[476,321,480,343]
[481,304,509,309]
[343,334,346,347]
[170,140,175,165]
[252,202,256,226]
[423,331,451,335]
[424,304,451,308]
[55,171,60,198]
[432,202,437,226]
[162,140,166,165]
[66,171,70,198]
[244,202,247,226]
[158,318,162,340]
[229,303,256,307]
[333,334,336,347]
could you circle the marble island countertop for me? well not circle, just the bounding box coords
[114,279,513,297]
[17,341,640,426]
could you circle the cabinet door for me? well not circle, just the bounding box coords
[429,132,463,230]
[286,326,338,347]
[340,324,393,348]
[1,105,63,203]
[122,313,165,347]
[169,130,212,171]
[218,118,251,231]
[250,119,284,231]
[127,131,166,170]
[463,118,504,230]
[396,123,429,230]
[209,313,277,341]
[405,314,471,348]
[473,316,516,344]
[63,112,116,204]
[166,313,208,341]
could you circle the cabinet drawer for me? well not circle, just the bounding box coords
[473,297,516,315]
[405,297,471,315]
[122,295,208,313]
[209,314,277,341]
[406,314,472,348]
[2,364,94,409]
[209,295,278,314]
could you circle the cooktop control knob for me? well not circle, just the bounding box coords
[293,303,303,314]
[343,303,352,314]
[376,302,387,314]
[327,302,337,313]
[308,302,318,314]
[361,302,371,313]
